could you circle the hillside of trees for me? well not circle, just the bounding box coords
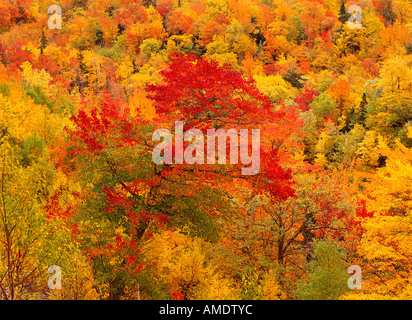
[0,0,412,300]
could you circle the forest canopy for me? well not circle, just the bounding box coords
[0,0,411,300]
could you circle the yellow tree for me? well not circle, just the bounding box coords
[142,229,238,299]
[355,130,380,169]
[375,55,412,139]
[0,74,96,299]
[393,0,412,23]
[81,50,107,94]
[343,128,412,299]
[366,130,412,215]
[232,33,257,58]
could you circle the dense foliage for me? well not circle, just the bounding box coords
[0,0,411,300]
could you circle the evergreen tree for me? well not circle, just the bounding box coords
[342,93,368,132]
[40,29,47,55]
[338,1,350,24]
[341,107,355,133]
[77,49,89,76]
[282,69,305,89]
[357,92,368,126]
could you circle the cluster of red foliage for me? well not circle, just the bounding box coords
[294,85,319,112]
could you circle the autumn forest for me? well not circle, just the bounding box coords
[0,0,411,300]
